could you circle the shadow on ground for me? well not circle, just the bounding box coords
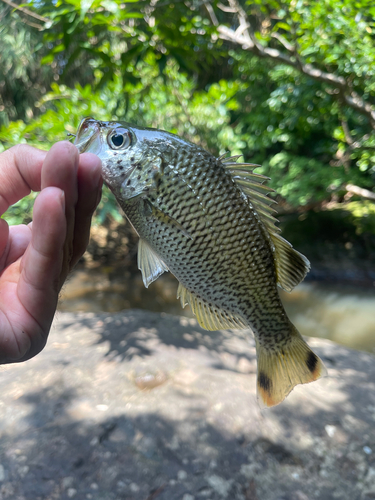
[68,309,257,369]
[1,310,375,500]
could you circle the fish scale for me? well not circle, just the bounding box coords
[130,149,293,343]
[74,117,327,408]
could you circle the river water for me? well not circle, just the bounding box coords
[58,268,375,354]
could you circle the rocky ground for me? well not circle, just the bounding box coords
[1,310,375,500]
[0,310,375,500]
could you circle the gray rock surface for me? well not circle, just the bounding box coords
[0,310,375,500]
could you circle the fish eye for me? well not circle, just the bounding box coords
[107,128,131,150]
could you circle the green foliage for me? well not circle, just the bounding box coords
[260,152,340,206]
[233,0,375,189]
[0,0,374,224]
[2,193,37,226]
[344,201,375,235]
[0,3,52,127]
[0,64,242,223]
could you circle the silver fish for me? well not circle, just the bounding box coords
[74,117,327,407]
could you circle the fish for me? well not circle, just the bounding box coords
[74,117,327,408]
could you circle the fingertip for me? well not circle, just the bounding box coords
[51,140,79,153]
[77,153,102,193]
[33,186,65,217]
[79,152,102,181]
[80,152,102,169]
[49,140,80,168]
[0,145,47,206]
[41,141,80,203]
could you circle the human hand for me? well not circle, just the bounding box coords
[0,141,102,364]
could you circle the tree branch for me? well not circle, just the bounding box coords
[346,184,375,201]
[341,119,354,146]
[204,2,218,26]
[215,2,375,129]
[271,32,295,53]
[1,0,49,23]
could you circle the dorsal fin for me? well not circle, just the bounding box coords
[222,158,310,291]
[223,160,279,233]
[138,238,169,288]
[177,283,247,331]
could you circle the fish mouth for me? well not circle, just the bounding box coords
[74,117,101,154]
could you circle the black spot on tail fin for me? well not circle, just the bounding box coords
[306,351,319,374]
[255,325,327,408]
[258,372,272,395]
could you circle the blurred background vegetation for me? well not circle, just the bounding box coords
[0,0,374,243]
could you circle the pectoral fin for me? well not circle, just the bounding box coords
[138,238,169,288]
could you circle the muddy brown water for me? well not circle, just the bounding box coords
[58,267,375,354]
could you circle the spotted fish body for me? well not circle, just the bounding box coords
[74,118,327,407]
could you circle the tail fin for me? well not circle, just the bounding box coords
[256,326,327,408]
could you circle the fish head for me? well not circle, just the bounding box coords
[74,117,190,200]
[74,117,141,198]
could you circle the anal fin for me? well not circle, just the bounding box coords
[256,325,327,408]
[177,283,247,331]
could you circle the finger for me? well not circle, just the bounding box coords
[0,218,9,269]
[17,187,66,334]
[70,152,102,268]
[0,145,47,215]
[41,141,79,207]
[0,218,9,255]
[41,141,79,280]
[3,225,31,267]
